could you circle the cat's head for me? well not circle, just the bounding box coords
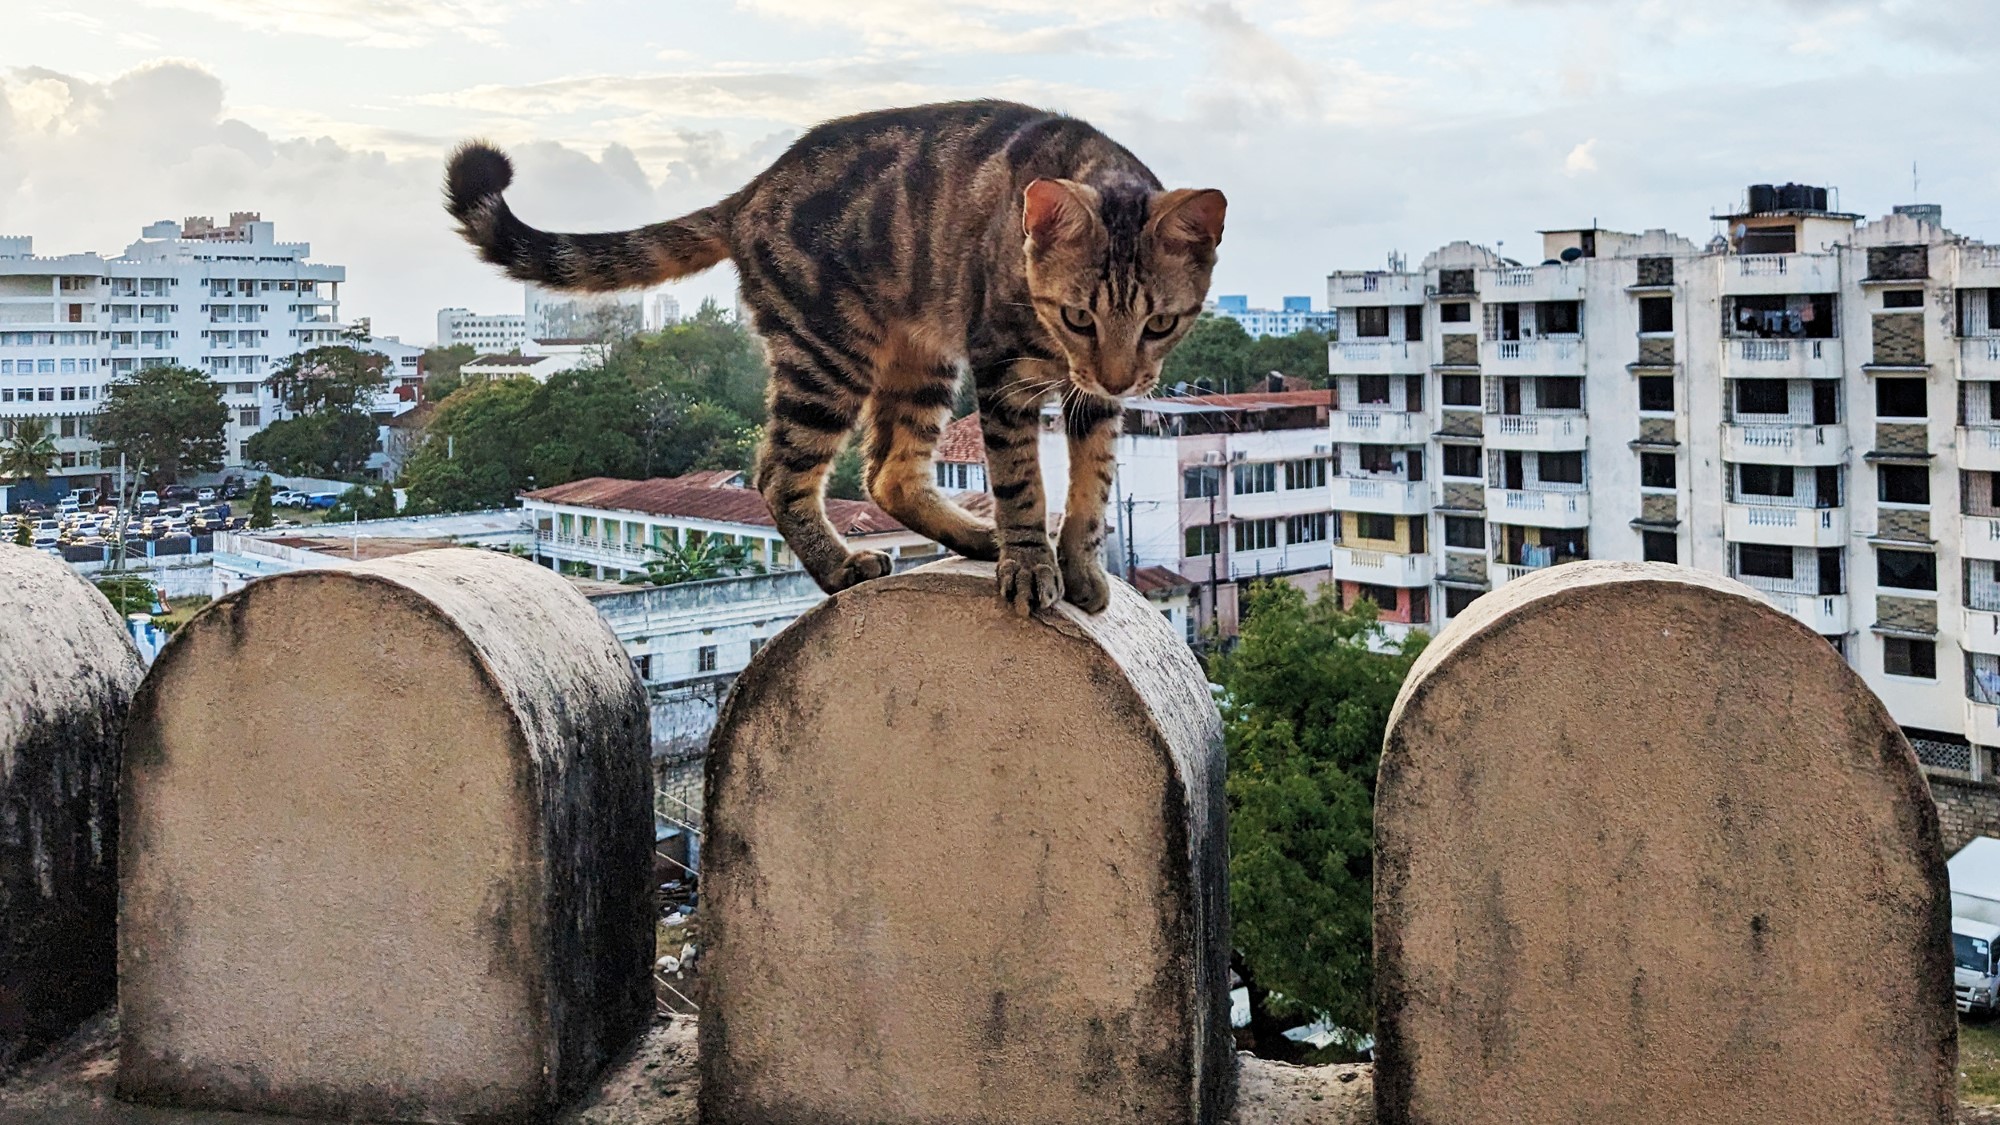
[1021,179,1227,398]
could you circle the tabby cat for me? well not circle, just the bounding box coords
[445,100,1224,615]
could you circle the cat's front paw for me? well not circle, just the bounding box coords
[996,553,1063,617]
[1060,556,1111,614]
[827,550,893,591]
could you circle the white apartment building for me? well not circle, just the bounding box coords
[1324,184,2000,777]
[1211,295,1339,338]
[0,214,345,501]
[435,307,528,352]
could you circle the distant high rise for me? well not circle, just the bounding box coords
[436,307,528,352]
[1210,295,1336,338]
[524,283,642,341]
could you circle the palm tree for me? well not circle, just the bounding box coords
[641,535,765,586]
[0,417,59,487]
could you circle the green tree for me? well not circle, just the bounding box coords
[12,520,29,547]
[826,441,866,500]
[400,378,540,513]
[1162,313,1253,393]
[244,411,377,479]
[0,416,60,488]
[94,366,228,484]
[1213,581,1426,1051]
[524,366,644,485]
[327,483,395,522]
[265,346,388,415]
[1246,329,1331,388]
[248,475,274,529]
[95,575,159,615]
[420,344,479,403]
[638,535,765,585]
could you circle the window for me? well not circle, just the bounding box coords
[1184,524,1220,557]
[1640,452,1676,489]
[1883,637,1937,679]
[1878,464,1930,505]
[1444,516,1484,549]
[1739,463,1795,498]
[1737,544,1795,580]
[749,637,767,659]
[36,387,52,401]
[1355,307,1389,338]
[1284,458,1326,490]
[1876,378,1927,419]
[1402,305,1423,341]
[1440,302,1471,323]
[1638,296,1674,334]
[1442,374,1480,406]
[1538,377,1582,411]
[1877,548,1937,591]
[1183,466,1220,499]
[238,407,261,428]
[1287,512,1328,543]
[59,385,75,401]
[1734,380,1790,416]
[1445,586,1481,617]
[633,654,653,681]
[1233,462,1276,494]
[1642,530,1678,563]
[1883,289,1924,309]
[697,645,718,672]
[1538,300,1580,335]
[59,417,76,438]
[1538,451,1584,485]
[1442,444,1482,478]
[1358,444,1396,474]
[1639,375,1674,413]
[1234,518,1279,552]
[1356,375,1391,405]
[1355,512,1396,541]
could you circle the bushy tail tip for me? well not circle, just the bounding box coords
[445,141,514,222]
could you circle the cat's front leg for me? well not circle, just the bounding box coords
[1057,393,1122,613]
[977,362,1062,616]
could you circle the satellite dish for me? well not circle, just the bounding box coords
[1560,247,1584,262]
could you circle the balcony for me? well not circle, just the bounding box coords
[1491,560,1577,589]
[1960,427,2000,473]
[1720,253,1839,295]
[1478,264,1583,303]
[1331,546,1434,587]
[1723,502,1847,548]
[1959,245,2000,290]
[1331,475,1428,515]
[1484,412,1587,452]
[1720,422,1849,467]
[1963,337,2000,381]
[1966,600,2000,657]
[1329,272,1420,306]
[1969,700,2000,749]
[1328,409,1426,445]
[1224,543,1334,580]
[1330,339,1426,374]
[1480,337,1584,375]
[1748,588,1850,635]
[1490,488,1589,529]
[1966,516,2000,562]
[1722,337,1842,380]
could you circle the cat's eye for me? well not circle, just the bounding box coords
[1143,313,1181,339]
[1061,306,1095,334]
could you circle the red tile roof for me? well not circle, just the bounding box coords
[1130,565,1195,596]
[522,474,906,536]
[1169,388,1331,410]
[937,413,986,464]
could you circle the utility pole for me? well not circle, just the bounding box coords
[1123,492,1138,579]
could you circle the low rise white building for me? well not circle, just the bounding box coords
[461,337,595,384]
[1211,294,1338,338]
[435,307,528,352]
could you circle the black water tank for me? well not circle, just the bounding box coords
[1777,183,1807,210]
[1812,186,1829,211]
[1749,184,1777,213]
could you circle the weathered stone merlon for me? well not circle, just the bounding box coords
[0,544,143,1071]
[702,558,1235,1125]
[1376,561,1955,1125]
[117,548,655,1122]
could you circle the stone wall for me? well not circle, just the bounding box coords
[1933,773,2000,854]
[1438,410,1480,437]
[1878,422,1932,456]
[1638,416,1675,444]
[1875,311,1928,366]
[1636,336,1674,366]
[1880,507,1934,542]
[1879,594,1940,634]
[1440,334,1478,365]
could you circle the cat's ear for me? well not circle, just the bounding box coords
[1023,179,1097,251]
[1149,188,1227,253]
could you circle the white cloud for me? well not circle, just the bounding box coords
[1564,138,1598,176]
[130,0,528,47]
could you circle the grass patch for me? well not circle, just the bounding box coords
[1964,1015,2000,1104]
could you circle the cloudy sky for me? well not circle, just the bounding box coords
[5,1,1998,344]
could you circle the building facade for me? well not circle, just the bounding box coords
[1325,185,2000,777]
[1211,294,1339,338]
[435,307,528,352]
[0,215,345,498]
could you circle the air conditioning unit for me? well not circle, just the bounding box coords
[1314,444,1330,454]
[1230,451,1248,462]
[1202,451,1224,465]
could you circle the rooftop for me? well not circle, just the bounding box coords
[523,473,907,537]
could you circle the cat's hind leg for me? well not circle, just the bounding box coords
[752,330,885,593]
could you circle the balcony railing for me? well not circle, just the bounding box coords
[1335,340,1416,362]
[1334,274,1411,293]
[1498,489,1587,512]
[1495,268,1536,287]
[1492,339,1580,363]
[1738,255,1789,277]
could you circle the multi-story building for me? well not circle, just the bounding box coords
[435,307,528,352]
[525,283,642,341]
[0,214,345,500]
[1325,183,2000,777]
[1211,294,1339,338]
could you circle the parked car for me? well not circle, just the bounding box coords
[137,490,160,511]
[305,492,341,511]
[219,475,245,499]
[161,484,195,502]
[196,487,217,503]
[72,487,99,507]
[271,489,305,507]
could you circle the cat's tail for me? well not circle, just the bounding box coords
[444,141,732,292]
